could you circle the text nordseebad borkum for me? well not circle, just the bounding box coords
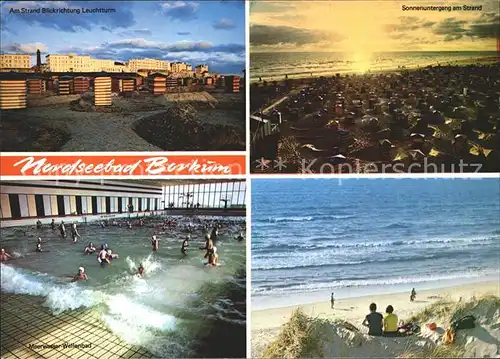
[9,7,115,14]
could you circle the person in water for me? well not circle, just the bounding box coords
[36,237,43,252]
[36,219,42,229]
[362,303,383,336]
[181,236,189,256]
[51,219,56,230]
[235,232,244,242]
[97,247,109,266]
[383,305,399,337]
[137,263,145,276]
[151,235,159,251]
[72,267,88,282]
[59,221,66,239]
[207,246,218,266]
[331,292,335,309]
[71,223,81,243]
[410,288,417,302]
[106,249,118,261]
[210,226,219,243]
[84,242,96,255]
[0,248,12,261]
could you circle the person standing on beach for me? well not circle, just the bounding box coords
[410,288,416,302]
[331,292,335,309]
[362,303,383,336]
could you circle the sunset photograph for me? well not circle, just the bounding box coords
[249,0,499,174]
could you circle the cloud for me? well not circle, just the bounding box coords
[250,2,295,13]
[119,29,152,37]
[1,1,136,32]
[270,14,306,22]
[177,31,192,35]
[432,18,468,36]
[2,42,48,54]
[213,18,236,30]
[383,17,435,33]
[250,24,343,46]
[160,1,199,21]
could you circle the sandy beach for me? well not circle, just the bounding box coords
[252,280,500,357]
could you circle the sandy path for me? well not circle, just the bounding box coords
[58,111,162,151]
[251,280,500,357]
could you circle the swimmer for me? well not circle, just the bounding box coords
[35,237,43,252]
[151,235,159,251]
[207,246,218,266]
[59,221,66,239]
[137,263,145,276]
[84,242,96,255]
[71,223,81,243]
[97,247,109,266]
[71,267,88,282]
[36,219,42,229]
[235,232,244,241]
[181,236,189,256]
[0,248,12,261]
[106,249,119,261]
[127,221,132,229]
[51,219,56,230]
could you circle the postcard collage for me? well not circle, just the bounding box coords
[0,1,498,358]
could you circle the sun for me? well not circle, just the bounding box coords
[350,52,373,73]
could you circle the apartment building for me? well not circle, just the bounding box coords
[128,58,170,72]
[171,62,191,73]
[195,64,209,75]
[0,54,31,71]
[45,54,129,72]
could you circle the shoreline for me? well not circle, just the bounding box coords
[249,55,498,84]
[251,280,499,355]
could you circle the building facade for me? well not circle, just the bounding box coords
[45,54,129,73]
[195,64,209,75]
[0,180,163,224]
[0,54,31,71]
[128,58,170,73]
[171,62,190,73]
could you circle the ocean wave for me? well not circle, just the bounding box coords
[252,269,499,295]
[261,214,357,224]
[252,249,477,271]
[253,235,498,255]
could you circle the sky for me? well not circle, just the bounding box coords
[0,1,245,74]
[250,0,499,52]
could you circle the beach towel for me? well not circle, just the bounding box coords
[442,328,455,344]
[398,322,421,336]
[451,315,476,331]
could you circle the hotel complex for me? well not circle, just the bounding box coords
[0,52,208,76]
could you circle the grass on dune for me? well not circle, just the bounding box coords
[398,344,465,358]
[408,294,500,324]
[262,308,330,359]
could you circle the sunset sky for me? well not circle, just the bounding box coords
[1,1,245,74]
[250,0,499,52]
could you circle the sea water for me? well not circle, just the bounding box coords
[250,51,497,82]
[252,178,500,310]
[0,216,246,357]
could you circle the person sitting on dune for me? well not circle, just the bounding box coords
[0,248,12,261]
[72,267,88,282]
[362,303,383,336]
[383,305,399,336]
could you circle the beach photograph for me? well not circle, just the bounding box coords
[0,1,246,151]
[251,178,500,358]
[249,0,500,173]
[0,179,247,358]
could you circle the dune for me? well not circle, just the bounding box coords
[252,281,500,358]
